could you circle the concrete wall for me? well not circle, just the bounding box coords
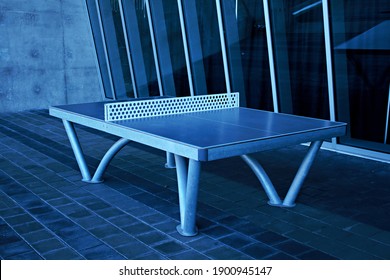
[0,0,102,113]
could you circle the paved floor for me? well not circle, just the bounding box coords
[0,110,389,260]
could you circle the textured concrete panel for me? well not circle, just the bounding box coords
[62,8,98,69]
[0,10,63,70]
[0,0,61,13]
[65,67,102,105]
[0,68,66,112]
[0,0,102,113]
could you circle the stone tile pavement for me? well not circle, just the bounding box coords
[0,110,389,259]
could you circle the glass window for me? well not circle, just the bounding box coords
[86,0,114,99]
[151,0,190,97]
[98,0,135,99]
[109,0,135,99]
[223,0,274,110]
[180,0,227,95]
[121,0,159,97]
[269,0,330,119]
[330,0,390,152]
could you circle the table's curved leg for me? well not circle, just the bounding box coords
[174,154,201,236]
[241,140,324,208]
[63,120,131,183]
[240,154,282,206]
[282,140,323,207]
[90,138,131,183]
[63,120,92,182]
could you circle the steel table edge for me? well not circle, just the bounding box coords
[49,106,205,161]
[204,124,347,161]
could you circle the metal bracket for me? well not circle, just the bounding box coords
[62,120,131,183]
[241,140,323,207]
[174,154,201,236]
[165,152,176,169]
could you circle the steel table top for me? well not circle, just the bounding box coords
[50,102,346,161]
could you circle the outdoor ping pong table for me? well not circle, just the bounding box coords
[49,93,346,236]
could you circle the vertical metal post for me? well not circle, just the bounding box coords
[85,0,107,100]
[94,0,116,100]
[174,155,201,236]
[165,152,176,169]
[62,120,92,182]
[283,140,323,207]
[97,0,129,99]
[262,0,279,112]
[181,159,201,236]
[180,0,208,96]
[118,0,138,98]
[385,84,390,144]
[322,0,337,145]
[145,0,164,96]
[174,155,188,226]
[330,0,350,134]
[177,0,195,96]
[216,0,232,93]
[120,0,151,97]
[149,0,178,97]
[235,0,238,19]
[220,0,247,106]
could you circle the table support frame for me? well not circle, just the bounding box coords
[241,140,323,207]
[63,118,325,236]
[174,155,201,237]
[63,120,172,183]
[63,120,131,183]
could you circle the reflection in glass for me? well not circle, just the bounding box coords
[225,0,274,110]
[86,0,114,99]
[331,0,390,151]
[110,0,134,99]
[153,0,190,97]
[193,0,227,94]
[132,1,160,96]
[96,0,135,99]
[269,0,330,119]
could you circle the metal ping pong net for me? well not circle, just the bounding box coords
[104,92,240,121]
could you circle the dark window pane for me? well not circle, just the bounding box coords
[154,0,190,97]
[133,2,159,96]
[331,0,390,152]
[86,0,135,99]
[270,0,330,119]
[224,0,274,110]
[193,0,227,94]
[86,0,114,99]
[110,0,134,99]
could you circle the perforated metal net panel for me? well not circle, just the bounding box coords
[104,93,239,121]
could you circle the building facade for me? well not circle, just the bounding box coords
[1,0,389,161]
[86,0,390,161]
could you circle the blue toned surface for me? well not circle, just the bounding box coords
[335,20,390,51]
[3,109,388,259]
[50,102,346,161]
[118,108,342,147]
